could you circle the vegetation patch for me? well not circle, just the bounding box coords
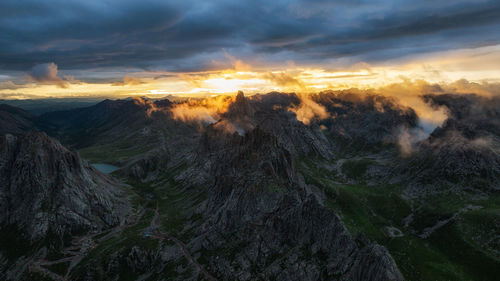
[341,159,374,179]
[298,157,500,281]
[43,261,71,276]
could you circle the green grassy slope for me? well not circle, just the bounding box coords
[298,158,500,281]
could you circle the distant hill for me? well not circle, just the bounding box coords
[0,98,102,115]
[0,104,36,135]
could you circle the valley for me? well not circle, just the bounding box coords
[0,90,499,280]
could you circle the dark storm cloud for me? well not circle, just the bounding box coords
[0,0,230,70]
[0,0,499,72]
[248,1,500,61]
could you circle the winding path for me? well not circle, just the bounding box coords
[28,207,146,281]
[28,205,216,281]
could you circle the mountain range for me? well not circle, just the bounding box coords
[0,90,499,281]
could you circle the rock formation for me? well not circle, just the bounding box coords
[0,132,129,241]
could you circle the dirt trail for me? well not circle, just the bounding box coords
[28,207,146,281]
[28,205,216,281]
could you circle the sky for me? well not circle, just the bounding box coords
[1,0,500,99]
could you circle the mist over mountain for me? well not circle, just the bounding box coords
[396,94,500,192]
[1,88,498,280]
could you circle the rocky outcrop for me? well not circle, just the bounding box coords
[0,132,129,241]
[125,246,162,273]
[125,152,169,181]
[217,91,334,158]
[255,110,333,158]
[194,127,404,281]
[224,91,256,121]
[397,94,500,189]
[345,244,403,281]
[314,91,418,148]
[401,131,500,186]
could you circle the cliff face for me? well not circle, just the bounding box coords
[314,92,418,146]
[220,91,334,158]
[0,132,129,241]
[193,126,404,281]
[397,94,500,190]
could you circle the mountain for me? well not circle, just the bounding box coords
[0,132,129,241]
[0,104,36,135]
[397,94,500,191]
[38,97,164,147]
[219,92,333,157]
[0,98,101,115]
[39,97,178,177]
[314,91,418,151]
[192,126,403,280]
[0,132,130,280]
[1,91,499,280]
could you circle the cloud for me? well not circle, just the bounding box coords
[389,82,500,156]
[263,72,305,89]
[170,95,233,124]
[0,81,24,90]
[170,103,218,124]
[376,78,500,132]
[1,0,499,72]
[397,126,428,156]
[375,79,449,130]
[212,119,246,136]
[27,62,68,88]
[111,76,144,86]
[178,73,206,88]
[224,52,251,71]
[0,92,48,100]
[288,94,329,125]
[443,79,500,97]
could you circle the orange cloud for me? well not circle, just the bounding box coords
[112,76,144,86]
[263,71,305,89]
[170,95,233,124]
[375,79,449,127]
[288,94,329,125]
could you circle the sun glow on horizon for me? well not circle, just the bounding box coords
[1,45,500,100]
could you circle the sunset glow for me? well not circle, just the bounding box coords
[2,44,500,100]
[1,1,499,100]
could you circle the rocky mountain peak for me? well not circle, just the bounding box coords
[193,124,404,280]
[223,90,255,121]
[0,132,129,241]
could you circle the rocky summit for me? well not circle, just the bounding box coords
[0,132,129,241]
[194,126,403,280]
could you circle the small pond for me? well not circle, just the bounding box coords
[92,163,120,174]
